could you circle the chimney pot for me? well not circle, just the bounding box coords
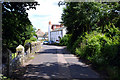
[49,21,51,25]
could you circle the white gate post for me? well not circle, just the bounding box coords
[16,45,24,65]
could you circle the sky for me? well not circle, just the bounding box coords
[26,0,65,33]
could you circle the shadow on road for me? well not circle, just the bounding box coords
[11,46,102,80]
[35,46,70,54]
[22,62,101,80]
[35,49,70,54]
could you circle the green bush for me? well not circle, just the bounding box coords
[24,37,37,46]
[24,39,32,46]
[30,37,37,41]
[64,23,120,79]
[66,34,73,51]
[75,29,120,66]
[73,25,120,79]
[60,34,71,46]
[106,66,120,80]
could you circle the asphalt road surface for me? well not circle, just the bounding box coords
[23,44,101,80]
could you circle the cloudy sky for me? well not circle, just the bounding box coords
[26,0,65,33]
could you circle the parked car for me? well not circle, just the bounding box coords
[43,41,49,45]
[48,40,55,44]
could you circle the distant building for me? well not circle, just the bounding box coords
[43,32,48,40]
[48,21,67,43]
[36,29,44,40]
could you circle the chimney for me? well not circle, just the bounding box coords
[49,21,51,25]
[48,21,51,41]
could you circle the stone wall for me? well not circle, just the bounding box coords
[2,41,41,77]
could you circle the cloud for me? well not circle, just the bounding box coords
[26,0,65,33]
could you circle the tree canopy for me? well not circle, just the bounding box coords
[62,2,120,44]
[61,2,120,79]
[2,2,40,52]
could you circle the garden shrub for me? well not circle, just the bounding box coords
[24,37,37,46]
[75,29,120,66]
[66,24,120,80]
[30,37,37,41]
[24,40,32,46]
[66,34,74,52]
[60,34,72,46]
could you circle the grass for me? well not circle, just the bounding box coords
[12,53,17,59]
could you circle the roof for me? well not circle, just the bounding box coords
[36,29,44,37]
[51,27,66,32]
[51,24,63,30]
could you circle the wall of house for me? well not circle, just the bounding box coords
[63,27,67,37]
[50,30,62,43]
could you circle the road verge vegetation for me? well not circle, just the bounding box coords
[61,2,120,79]
[60,24,120,79]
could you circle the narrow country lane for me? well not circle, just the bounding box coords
[22,44,101,80]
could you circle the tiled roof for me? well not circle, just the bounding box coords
[36,29,44,37]
[51,24,63,30]
[51,27,66,32]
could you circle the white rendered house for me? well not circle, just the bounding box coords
[48,21,67,43]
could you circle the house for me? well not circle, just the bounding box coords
[48,21,67,43]
[36,29,44,40]
[51,24,63,30]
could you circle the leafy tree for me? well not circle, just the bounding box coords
[61,2,120,79]
[2,2,40,52]
[61,2,120,49]
[60,34,71,46]
[62,2,102,48]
